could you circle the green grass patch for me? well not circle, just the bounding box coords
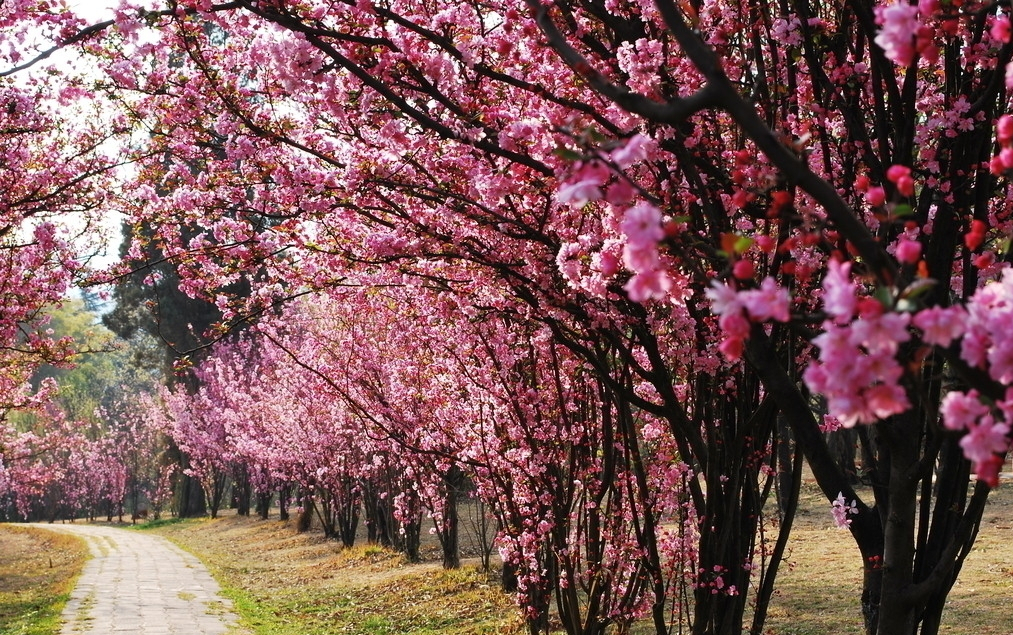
[214,563,520,635]
[127,516,191,531]
[147,514,523,635]
[0,524,88,635]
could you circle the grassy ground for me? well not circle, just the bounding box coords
[0,524,88,635]
[145,484,1013,635]
[141,515,523,635]
[762,481,1013,635]
[4,483,1012,635]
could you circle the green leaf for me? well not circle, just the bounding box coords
[900,277,937,301]
[873,285,894,309]
[733,235,754,254]
[552,147,583,162]
[891,203,913,218]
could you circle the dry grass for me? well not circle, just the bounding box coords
[0,524,88,635]
[762,482,1013,635]
[148,487,1013,635]
[6,484,1011,635]
[144,514,523,635]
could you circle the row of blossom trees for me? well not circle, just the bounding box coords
[149,287,704,633]
[3,0,1013,633]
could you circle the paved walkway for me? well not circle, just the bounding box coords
[30,523,244,635]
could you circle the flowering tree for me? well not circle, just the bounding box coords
[9,0,1013,633]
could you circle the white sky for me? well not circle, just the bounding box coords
[67,0,118,22]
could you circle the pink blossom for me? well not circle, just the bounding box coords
[624,269,672,302]
[820,415,843,433]
[975,456,1005,487]
[866,186,887,207]
[992,16,1012,44]
[732,259,754,280]
[865,383,912,420]
[738,277,791,322]
[913,305,967,347]
[706,280,743,316]
[822,259,858,323]
[875,2,920,66]
[895,238,922,264]
[848,312,910,355]
[886,164,911,183]
[556,160,612,207]
[719,311,751,340]
[605,179,635,205]
[940,390,989,431]
[611,134,652,168]
[621,203,665,250]
[831,492,858,528]
[622,242,660,272]
[718,336,744,361]
[895,175,915,197]
[556,179,603,207]
[998,114,1013,145]
[959,416,1010,464]
[595,250,620,277]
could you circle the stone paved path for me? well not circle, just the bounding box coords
[30,523,244,635]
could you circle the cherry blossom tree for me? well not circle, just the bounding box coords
[10,0,1013,633]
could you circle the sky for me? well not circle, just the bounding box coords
[67,0,118,22]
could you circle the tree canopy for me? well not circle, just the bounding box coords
[2,1,1013,634]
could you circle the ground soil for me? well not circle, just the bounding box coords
[0,524,88,635]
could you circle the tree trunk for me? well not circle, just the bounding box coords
[296,489,313,532]
[440,465,464,569]
[278,484,290,521]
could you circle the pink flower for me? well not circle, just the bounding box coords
[973,455,1004,488]
[739,277,791,322]
[621,203,665,250]
[820,415,843,433]
[556,179,603,207]
[865,383,911,420]
[605,179,635,205]
[611,134,651,168]
[959,416,1010,464]
[706,280,743,316]
[895,238,922,264]
[623,269,672,302]
[831,492,858,528]
[822,259,858,323]
[999,115,1013,145]
[886,164,911,183]
[719,336,745,361]
[732,259,754,280]
[875,2,920,66]
[940,390,989,431]
[992,16,1012,44]
[895,175,915,197]
[595,250,620,277]
[622,242,660,272]
[848,312,910,355]
[719,311,751,340]
[866,186,887,207]
[913,305,967,347]
[556,160,611,207]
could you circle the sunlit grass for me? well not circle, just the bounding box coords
[0,525,88,635]
[150,516,523,635]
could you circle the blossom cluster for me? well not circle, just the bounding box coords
[874,0,937,67]
[555,135,675,302]
[707,278,791,361]
[831,492,859,529]
[933,270,1013,484]
[989,114,1013,177]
